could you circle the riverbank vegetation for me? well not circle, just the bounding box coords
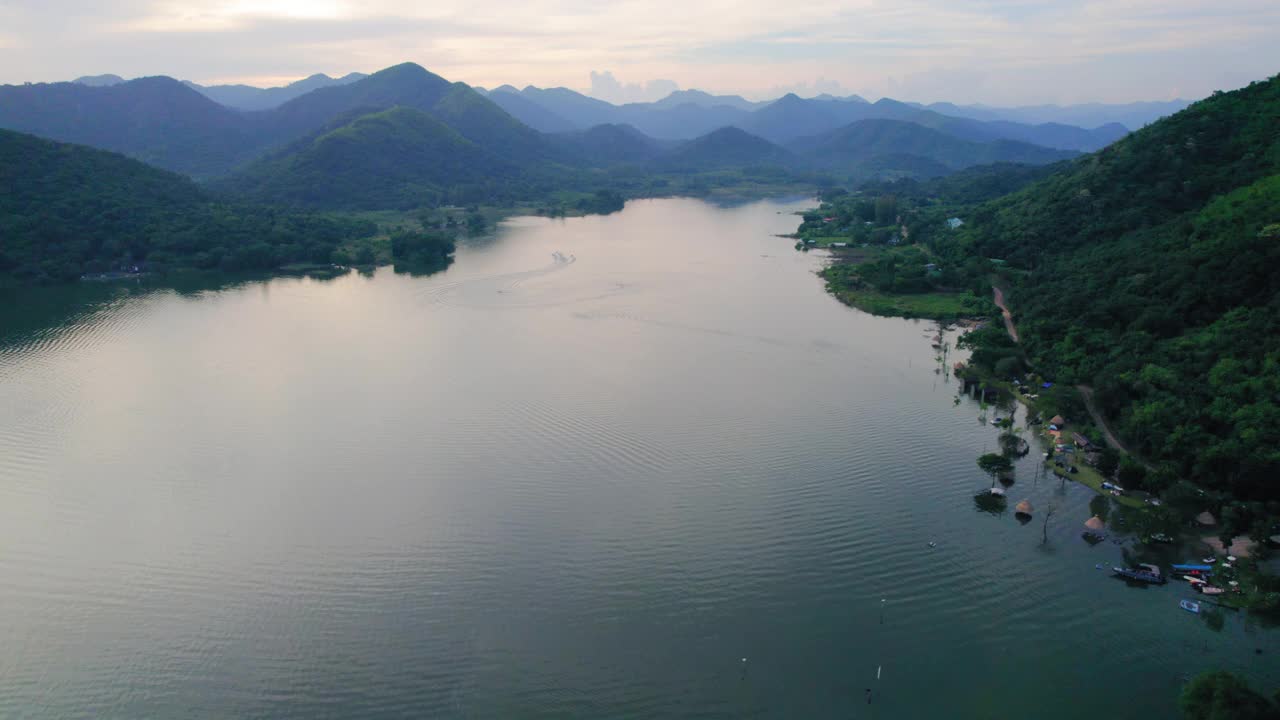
[806,76,1280,535]
[951,77,1280,528]
[0,129,380,285]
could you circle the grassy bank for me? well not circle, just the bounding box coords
[824,281,981,319]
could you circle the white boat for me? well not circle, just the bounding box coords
[1180,599,1200,614]
[989,487,1006,496]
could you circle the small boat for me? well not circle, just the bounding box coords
[1184,575,1207,585]
[1171,564,1213,575]
[1180,599,1200,614]
[1201,556,1217,564]
[1113,563,1166,584]
[988,487,1006,497]
[1199,586,1225,595]
[1146,533,1173,544]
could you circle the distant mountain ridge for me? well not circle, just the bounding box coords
[1,63,548,178]
[915,99,1192,129]
[72,74,125,87]
[497,85,1125,151]
[6,61,1111,202]
[789,119,1077,175]
[185,72,369,111]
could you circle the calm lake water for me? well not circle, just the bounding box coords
[1,197,1276,718]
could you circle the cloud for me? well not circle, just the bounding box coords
[587,71,678,103]
[0,0,1277,104]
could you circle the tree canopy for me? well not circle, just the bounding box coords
[1180,671,1277,720]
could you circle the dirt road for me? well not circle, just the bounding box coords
[992,286,1018,343]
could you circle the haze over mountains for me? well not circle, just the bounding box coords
[74,72,370,111]
[480,85,1132,151]
[0,61,1195,211]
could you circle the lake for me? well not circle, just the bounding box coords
[1,197,1275,718]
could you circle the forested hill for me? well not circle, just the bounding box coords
[224,106,522,209]
[0,130,373,284]
[958,75,1280,500]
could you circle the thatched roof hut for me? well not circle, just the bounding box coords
[1015,500,1034,515]
[1084,515,1105,530]
[1196,511,1217,526]
[1049,415,1066,426]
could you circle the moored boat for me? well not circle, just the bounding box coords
[1180,599,1200,613]
[1113,563,1165,584]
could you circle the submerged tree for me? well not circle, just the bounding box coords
[1179,670,1275,720]
[1041,503,1057,544]
[977,453,1014,487]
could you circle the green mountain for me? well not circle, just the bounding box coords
[484,86,577,133]
[0,76,266,178]
[957,75,1280,500]
[0,129,373,283]
[660,127,793,171]
[427,83,553,164]
[551,123,663,166]
[789,119,1077,175]
[225,106,519,209]
[0,63,551,179]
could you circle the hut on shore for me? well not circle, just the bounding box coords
[1197,511,1217,527]
[1049,415,1066,427]
[1084,515,1105,530]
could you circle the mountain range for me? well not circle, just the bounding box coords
[74,71,370,110]
[2,62,1096,199]
[913,99,1192,130]
[480,85,1127,152]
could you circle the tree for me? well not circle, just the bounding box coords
[977,453,1014,487]
[1180,671,1276,720]
[994,355,1022,379]
[1117,457,1147,488]
[1095,448,1121,480]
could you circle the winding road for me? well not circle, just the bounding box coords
[991,285,1138,461]
[991,286,1019,343]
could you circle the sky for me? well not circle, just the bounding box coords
[1,0,1277,105]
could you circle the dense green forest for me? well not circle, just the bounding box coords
[954,76,1280,502]
[0,129,376,284]
[797,76,1280,506]
[223,106,528,209]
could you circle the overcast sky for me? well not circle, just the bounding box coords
[1,0,1277,104]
